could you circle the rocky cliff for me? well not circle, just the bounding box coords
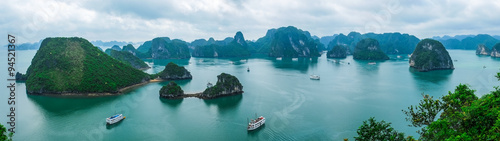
[476,44,491,55]
[157,62,192,80]
[409,39,454,72]
[200,73,243,99]
[191,31,250,57]
[353,38,389,60]
[327,45,348,58]
[491,43,500,58]
[159,81,184,98]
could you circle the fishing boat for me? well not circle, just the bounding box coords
[276,57,282,60]
[247,67,250,72]
[310,75,320,80]
[368,62,376,65]
[106,114,125,125]
[247,116,266,131]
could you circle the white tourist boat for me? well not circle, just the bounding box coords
[310,75,320,80]
[368,62,376,65]
[106,114,125,125]
[247,116,266,131]
[276,57,282,60]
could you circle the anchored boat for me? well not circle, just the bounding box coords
[106,114,125,125]
[310,75,320,80]
[247,116,266,131]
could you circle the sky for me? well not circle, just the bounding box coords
[2,0,500,44]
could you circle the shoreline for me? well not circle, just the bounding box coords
[27,78,171,97]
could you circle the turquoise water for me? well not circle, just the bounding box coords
[1,50,500,140]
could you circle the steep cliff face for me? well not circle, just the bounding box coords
[491,43,500,58]
[476,44,491,55]
[191,31,250,57]
[409,39,454,72]
[201,73,243,99]
[157,62,192,80]
[159,81,184,98]
[268,26,321,57]
[327,45,348,58]
[151,38,191,59]
[353,38,389,60]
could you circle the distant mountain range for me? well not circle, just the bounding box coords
[432,34,500,50]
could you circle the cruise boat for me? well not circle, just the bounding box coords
[106,114,125,125]
[276,57,282,60]
[310,75,320,80]
[368,62,376,65]
[247,116,266,131]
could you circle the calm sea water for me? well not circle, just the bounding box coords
[1,50,499,140]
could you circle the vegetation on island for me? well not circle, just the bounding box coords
[154,62,192,80]
[353,38,389,60]
[491,43,500,57]
[476,44,491,55]
[326,45,348,58]
[351,73,500,140]
[105,49,149,69]
[249,26,322,57]
[136,37,191,59]
[409,39,454,72]
[192,31,251,57]
[159,81,184,98]
[201,73,243,98]
[25,37,150,94]
[328,32,420,55]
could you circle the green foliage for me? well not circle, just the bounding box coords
[159,81,184,97]
[192,32,251,57]
[157,62,192,79]
[106,49,149,69]
[136,37,190,59]
[353,38,389,60]
[25,37,150,94]
[354,117,406,141]
[268,26,321,57]
[328,32,420,54]
[402,93,442,128]
[403,83,500,140]
[203,73,242,97]
[327,45,347,58]
[410,39,453,71]
[0,123,12,141]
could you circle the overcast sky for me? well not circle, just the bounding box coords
[3,0,500,44]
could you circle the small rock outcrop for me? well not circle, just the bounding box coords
[159,81,184,98]
[200,73,243,99]
[157,62,192,80]
[326,45,348,58]
[409,39,454,72]
[491,43,500,58]
[476,44,491,55]
[353,38,389,60]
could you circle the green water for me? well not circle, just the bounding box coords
[1,50,500,140]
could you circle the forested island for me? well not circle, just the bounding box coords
[191,31,251,57]
[159,73,243,99]
[353,38,389,60]
[25,37,151,95]
[409,39,454,72]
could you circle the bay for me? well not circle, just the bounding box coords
[1,50,499,140]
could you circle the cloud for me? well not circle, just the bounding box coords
[1,0,500,44]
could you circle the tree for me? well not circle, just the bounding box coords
[354,117,407,141]
[0,123,12,141]
[402,93,442,139]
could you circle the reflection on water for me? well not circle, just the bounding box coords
[270,57,319,72]
[27,94,119,114]
[203,94,243,114]
[159,98,183,107]
[409,68,453,84]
